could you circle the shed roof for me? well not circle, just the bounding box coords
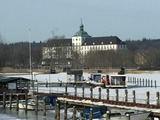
[0,77,31,83]
[82,36,125,45]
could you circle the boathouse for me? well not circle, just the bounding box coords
[0,76,31,94]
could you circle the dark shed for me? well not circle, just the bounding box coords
[0,76,31,94]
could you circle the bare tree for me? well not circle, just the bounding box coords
[0,35,6,70]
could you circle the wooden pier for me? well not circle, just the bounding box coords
[33,86,160,119]
[1,88,160,119]
[1,75,160,120]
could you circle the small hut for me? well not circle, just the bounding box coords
[67,69,83,82]
[0,76,31,94]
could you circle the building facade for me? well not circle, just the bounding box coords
[42,22,126,67]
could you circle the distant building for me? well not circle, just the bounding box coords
[71,22,126,55]
[42,22,126,67]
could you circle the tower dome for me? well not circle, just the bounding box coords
[73,20,91,37]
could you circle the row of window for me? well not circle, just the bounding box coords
[80,45,117,50]
[43,44,126,59]
[72,37,85,41]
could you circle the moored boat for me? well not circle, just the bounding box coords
[101,74,127,88]
[73,106,150,120]
[6,98,54,110]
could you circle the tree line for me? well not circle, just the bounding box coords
[84,38,160,70]
[1,37,160,71]
[0,40,43,71]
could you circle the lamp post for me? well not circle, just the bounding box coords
[29,29,32,75]
[29,29,33,90]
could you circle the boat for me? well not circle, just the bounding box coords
[6,98,54,110]
[80,106,108,119]
[104,111,150,120]
[6,96,58,110]
[84,73,104,87]
[101,74,127,88]
[85,80,104,87]
[75,106,150,120]
[20,98,54,110]
[84,72,127,88]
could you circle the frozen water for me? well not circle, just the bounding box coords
[1,71,160,120]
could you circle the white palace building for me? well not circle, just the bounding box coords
[42,22,126,66]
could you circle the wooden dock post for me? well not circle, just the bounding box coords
[126,114,130,120]
[134,77,136,84]
[146,91,150,105]
[46,80,48,87]
[143,79,144,86]
[133,90,136,104]
[146,79,148,87]
[105,111,110,120]
[129,77,131,83]
[130,77,132,83]
[90,87,93,99]
[16,94,19,111]
[89,108,93,120]
[73,106,76,120]
[65,85,68,95]
[57,102,60,120]
[9,93,12,110]
[133,77,134,84]
[74,85,77,97]
[35,95,38,115]
[151,80,153,88]
[115,89,119,102]
[25,92,28,113]
[82,86,84,98]
[43,97,46,116]
[125,89,128,102]
[54,100,60,120]
[64,101,67,120]
[99,87,101,100]
[3,92,6,109]
[155,80,157,88]
[106,88,109,100]
[156,92,159,106]
[140,78,141,86]
[54,100,58,119]
[148,79,150,87]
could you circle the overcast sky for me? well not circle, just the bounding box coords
[0,0,160,43]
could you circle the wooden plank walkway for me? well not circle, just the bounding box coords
[33,92,160,118]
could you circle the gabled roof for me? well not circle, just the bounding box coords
[44,36,125,47]
[45,39,72,47]
[82,36,125,46]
